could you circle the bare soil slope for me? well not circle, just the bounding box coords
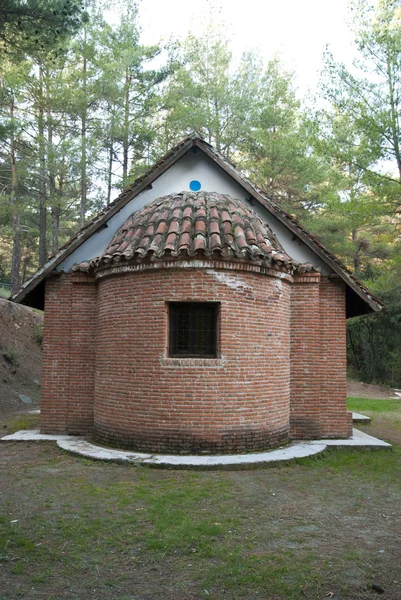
[0,298,42,424]
[347,379,397,399]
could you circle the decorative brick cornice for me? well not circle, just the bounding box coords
[293,272,321,284]
[71,272,96,285]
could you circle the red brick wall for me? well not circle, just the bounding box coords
[290,274,351,439]
[94,267,292,453]
[41,274,73,433]
[40,265,351,450]
[290,273,322,438]
[67,274,97,434]
[41,273,96,434]
[319,276,353,438]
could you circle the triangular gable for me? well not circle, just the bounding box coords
[13,133,383,316]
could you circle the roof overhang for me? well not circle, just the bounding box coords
[13,134,384,317]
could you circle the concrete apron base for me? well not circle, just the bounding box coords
[1,428,391,469]
[352,412,371,423]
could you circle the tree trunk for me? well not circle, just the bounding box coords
[51,168,64,256]
[38,65,47,266]
[10,97,21,295]
[107,139,113,207]
[51,206,60,254]
[214,99,221,151]
[123,70,130,184]
[386,49,401,182]
[347,327,361,371]
[352,228,361,274]
[21,249,32,283]
[47,104,58,254]
[80,45,87,227]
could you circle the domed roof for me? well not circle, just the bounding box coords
[76,191,298,272]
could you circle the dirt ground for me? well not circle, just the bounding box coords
[1,391,401,599]
[347,380,398,400]
[0,298,42,430]
[1,437,400,600]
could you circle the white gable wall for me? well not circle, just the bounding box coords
[59,151,331,274]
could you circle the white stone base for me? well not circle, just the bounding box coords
[352,412,371,423]
[1,428,391,468]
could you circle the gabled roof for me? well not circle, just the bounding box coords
[13,133,383,316]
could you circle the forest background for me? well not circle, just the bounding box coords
[1,0,400,386]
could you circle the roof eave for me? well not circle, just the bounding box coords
[13,136,195,307]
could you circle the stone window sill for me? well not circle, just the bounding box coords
[160,357,225,368]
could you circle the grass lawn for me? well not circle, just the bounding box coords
[347,397,401,413]
[348,396,401,447]
[1,401,400,600]
[0,286,11,300]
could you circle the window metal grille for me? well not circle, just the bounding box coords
[169,303,218,358]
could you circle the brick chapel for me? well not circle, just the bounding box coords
[14,134,383,454]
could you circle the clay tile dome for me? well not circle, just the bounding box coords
[79,191,295,272]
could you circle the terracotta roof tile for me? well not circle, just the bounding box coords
[76,191,308,273]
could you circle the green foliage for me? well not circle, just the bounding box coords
[307,191,395,276]
[7,413,40,432]
[158,26,261,158]
[319,0,401,206]
[239,60,328,213]
[2,347,20,367]
[347,309,401,387]
[367,242,401,309]
[0,0,83,52]
[0,286,11,298]
[346,226,401,388]
[96,5,167,185]
[35,323,43,347]
[0,0,167,280]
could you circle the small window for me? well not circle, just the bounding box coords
[169,302,218,358]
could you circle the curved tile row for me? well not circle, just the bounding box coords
[75,192,312,273]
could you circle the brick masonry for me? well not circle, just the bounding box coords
[40,264,351,453]
[290,273,352,439]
